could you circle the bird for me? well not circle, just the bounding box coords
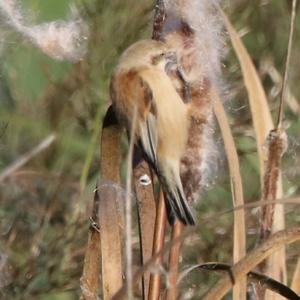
[110,39,196,225]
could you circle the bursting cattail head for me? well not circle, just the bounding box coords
[163,0,224,86]
[162,0,224,201]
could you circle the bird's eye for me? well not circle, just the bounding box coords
[152,52,166,65]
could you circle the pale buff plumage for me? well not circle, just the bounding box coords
[110,1,223,226]
[110,39,195,225]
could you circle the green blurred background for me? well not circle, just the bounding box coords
[0,1,299,299]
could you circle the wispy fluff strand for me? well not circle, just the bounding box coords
[163,0,224,86]
[0,0,87,61]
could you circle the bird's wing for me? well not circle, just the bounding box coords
[130,75,158,169]
[138,69,195,225]
[139,112,158,166]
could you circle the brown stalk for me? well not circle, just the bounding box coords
[98,180,125,299]
[147,2,168,299]
[258,3,297,297]
[165,221,184,300]
[277,0,297,129]
[202,227,300,300]
[259,0,297,243]
[80,106,123,300]
[259,129,287,244]
[134,157,156,299]
[287,1,300,293]
[125,105,138,300]
[80,190,102,300]
[148,190,167,300]
[113,225,194,300]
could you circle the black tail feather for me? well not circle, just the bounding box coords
[164,186,196,226]
[137,142,196,226]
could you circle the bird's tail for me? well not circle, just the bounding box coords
[158,161,196,226]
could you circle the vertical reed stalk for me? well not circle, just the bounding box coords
[148,190,167,300]
[165,221,184,300]
[80,106,123,300]
[125,105,138,299]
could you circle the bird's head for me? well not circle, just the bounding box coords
[116,39,178,72]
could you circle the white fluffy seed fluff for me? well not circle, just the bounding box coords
[163,0,224,192]
[164,0,223,86]
[0,0,88,61]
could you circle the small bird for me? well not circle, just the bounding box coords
[110,39,196,225]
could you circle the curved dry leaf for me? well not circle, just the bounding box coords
[222,11,286,292]
[213,90,246,300]
[179,263,300,300]
[222,11,274,179]
[202,227,300,300]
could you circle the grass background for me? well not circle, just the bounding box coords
[0,0,299,299]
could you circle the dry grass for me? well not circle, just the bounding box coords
[1,1,299,300]
[83,2,300,300]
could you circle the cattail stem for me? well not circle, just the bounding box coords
[277,0,297,129]
[165,221,184,300]
[148,190,167,300]
[125,105,138,299]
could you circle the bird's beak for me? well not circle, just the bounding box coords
[165,51,178,72]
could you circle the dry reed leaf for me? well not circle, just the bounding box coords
[98,181,125,299]
[80,106,124,300]
[222,11,274,178]
[99,107,124,299]
[80,190,101,300]
[222,11,286,294]
[213,91,246,300]
[202,227,300,300]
